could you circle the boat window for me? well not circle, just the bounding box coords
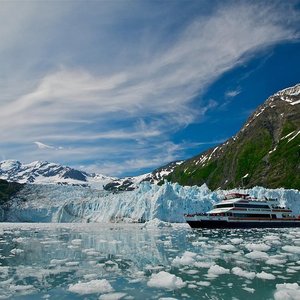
[271,214,276,219]
[233,213,271,218]
[234,203,270,209]
[215,203,234,208]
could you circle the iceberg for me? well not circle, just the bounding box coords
[2,181,300,223]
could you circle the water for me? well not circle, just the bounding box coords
[0,223,299,299]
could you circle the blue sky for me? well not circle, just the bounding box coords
[0,0,300,177]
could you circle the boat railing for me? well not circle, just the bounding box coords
[184,213,208,217]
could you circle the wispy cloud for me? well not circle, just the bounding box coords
[34,141,55,150]
[0,1,298,175]
[225,88,241,98]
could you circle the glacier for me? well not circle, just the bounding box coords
[2,181,300,223]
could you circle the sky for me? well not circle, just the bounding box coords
[0,0,300,177]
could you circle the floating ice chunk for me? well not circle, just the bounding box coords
[230,238,243,245]
[264,235,280,241]
[10,284,35,293]
[71,239,82,245]
[83,274,98,280]
[266,258,287,265]
[65,261,79,267]
[197,281,211,287]
[282,246,300,254]
[69,279,114,295]
[245,251,269,260]
[274,283,300,300]
[208,265,230,275]
[159,298,178,300]
[184,269,198,275]
[0,266,9,277]
[231,267,256,280]
[12,237,27,243]
[84,250,100,256]
[191,241,206,246]
[245,244,270,252]
[10,248,24,255]
[172,251,197,267]
[287,268,297,273]
[256,271,276,280]
[219,245,237,252]
[194,261,213,268]
[147,271,186,290]
[243,287,255,293]
[143,219,172,229]
[50,259,67,265]
[99,292,127,300]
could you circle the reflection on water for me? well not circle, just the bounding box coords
[0,223,299,299]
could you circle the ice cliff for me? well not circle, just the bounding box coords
[2,182,300,223]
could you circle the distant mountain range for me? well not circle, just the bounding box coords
[0,84,299,191]
[0,159,181,191]
[0,160,113,188]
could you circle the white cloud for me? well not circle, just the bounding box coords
[225,89,241,98]
[34,142,55,150]
[0,1,298,175]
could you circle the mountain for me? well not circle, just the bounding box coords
[103,160,183,191]
[0,160,115,189]
[164,83,300,190]
[0,179,23,205]
[0,159,179,191]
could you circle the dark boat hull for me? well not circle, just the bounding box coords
[186,220,300,229]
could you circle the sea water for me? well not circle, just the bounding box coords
[0,223,299,299]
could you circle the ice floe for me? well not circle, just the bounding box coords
[68,279,114,295]
[274,283,300,300]
[282,246,300,254]
[256,271,276,280]
[231,267,256,280]
[147,271,186,290]
[245,251,269,260]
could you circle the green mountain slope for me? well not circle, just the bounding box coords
[165,84,300,189]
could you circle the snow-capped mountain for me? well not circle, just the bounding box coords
[0,159,182,191]
[164,83,300,189]
[0,160,115,189]
[103,160,184,191]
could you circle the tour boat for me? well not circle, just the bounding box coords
[184,193,300,228]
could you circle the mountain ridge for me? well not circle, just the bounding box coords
[0,160,114,188]
[164,83,300,189]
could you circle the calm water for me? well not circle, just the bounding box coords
[0,223,299,299]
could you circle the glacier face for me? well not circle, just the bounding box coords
[3,182,300,223]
